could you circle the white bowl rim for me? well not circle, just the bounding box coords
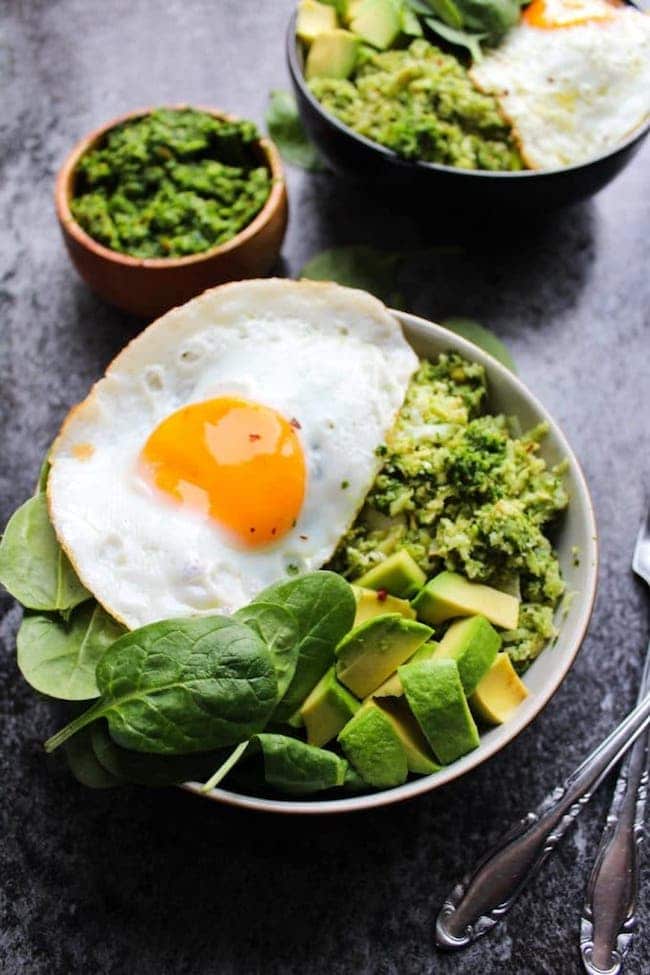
[186,310,599,814]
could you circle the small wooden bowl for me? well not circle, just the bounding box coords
[55,106,289,319]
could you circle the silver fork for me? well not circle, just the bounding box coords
[435,508,650,952]
[580,508,650,974]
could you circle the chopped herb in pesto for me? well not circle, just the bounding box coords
[71,109,271,259]
[309,40,523,172]
[329,353,568,672]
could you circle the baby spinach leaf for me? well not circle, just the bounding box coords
[424,18,487,61]
[90,721,228,787]
[255,734,348,794]
[36,453,51,494]
[453,0,520,37]
[252,571,356,722]
[203,734,349,795]
[44,615,278,755]
[426,0,464,29]
[65,726,125,789]
[0,494,90,611]
[266,90,325,172]
[442,317,517,372]
[234,601,300,701]
[299,246,405,307]
[17,602,125,701]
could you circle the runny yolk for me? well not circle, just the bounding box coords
[139,397,306,548]
[524,0,618,27]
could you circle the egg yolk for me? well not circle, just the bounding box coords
[524,0,618,27]
[139,397,306,547]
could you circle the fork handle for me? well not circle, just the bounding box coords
[435,693,650,949]
[579,640,650,975]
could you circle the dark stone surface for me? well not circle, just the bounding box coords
[1,1,649,972]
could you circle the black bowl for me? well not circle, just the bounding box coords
[287,11,650,214]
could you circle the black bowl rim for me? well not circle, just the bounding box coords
[286,6,650,181]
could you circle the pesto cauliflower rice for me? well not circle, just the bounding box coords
[330,352,568,671]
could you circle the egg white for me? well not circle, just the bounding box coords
[48,279,418,629]
[471,5,650,170]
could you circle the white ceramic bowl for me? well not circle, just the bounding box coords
[187,311,598,814]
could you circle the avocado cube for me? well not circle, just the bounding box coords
[401,7,423,35]
[470,653,530,726]
[336,613,432,698]
[297,0,338,45]
[412,571,520,630]
[432,615,501,696]
[305,29,359,80]
[399,657,480,765]
[300,666,360,747]
[368,640,439,700]
[349,0,401,49]
[338,702,408,788]
[352,584,416,626]
[377,698,440,775]
[356,549,426,599]
[341,0,365,24]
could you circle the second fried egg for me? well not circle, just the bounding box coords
[471,0,650,170]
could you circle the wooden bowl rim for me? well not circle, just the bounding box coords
[54,104,286,269]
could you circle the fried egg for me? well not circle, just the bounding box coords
[48,280,417,629]
[471,0,650,170]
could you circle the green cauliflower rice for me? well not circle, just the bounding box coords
[309,39,523,172]
[329,353,569,671]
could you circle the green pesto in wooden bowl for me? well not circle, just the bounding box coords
[70,108,272,260]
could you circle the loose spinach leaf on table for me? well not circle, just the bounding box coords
[442,316,517,372]
[300,246,405,307]
[17,601,125,701]
[44,615,278,755]
[266,90,325,172]
[234,601,300,701]
[0,494,90,612]
[90,721,227,787]
[64,726,125,789]
[252,571,356,722]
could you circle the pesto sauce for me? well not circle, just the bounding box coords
[71,109,271,259]
[309,40,524,172]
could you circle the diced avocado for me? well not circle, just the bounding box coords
[412,571,520,630]
[299,666,360,747]
[305,29,359,80]
[401,6,423,35]
[399,657,480,765]
[356,549,426,599]
[296,0,338,44]
[369,640,439,700]
[336,613,432,698]
[377,698,440,775]
[352,584,416,625]
[470,653,530,725]
[432,615,501,696]
[338,702,408,788]
[341,0,365,24]
[350,0,401,50]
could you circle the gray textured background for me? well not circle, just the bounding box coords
[1,1,649,972]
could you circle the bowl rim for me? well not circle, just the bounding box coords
[186,310,599,815]
[286,8,650,180]
[54,104,286,269]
